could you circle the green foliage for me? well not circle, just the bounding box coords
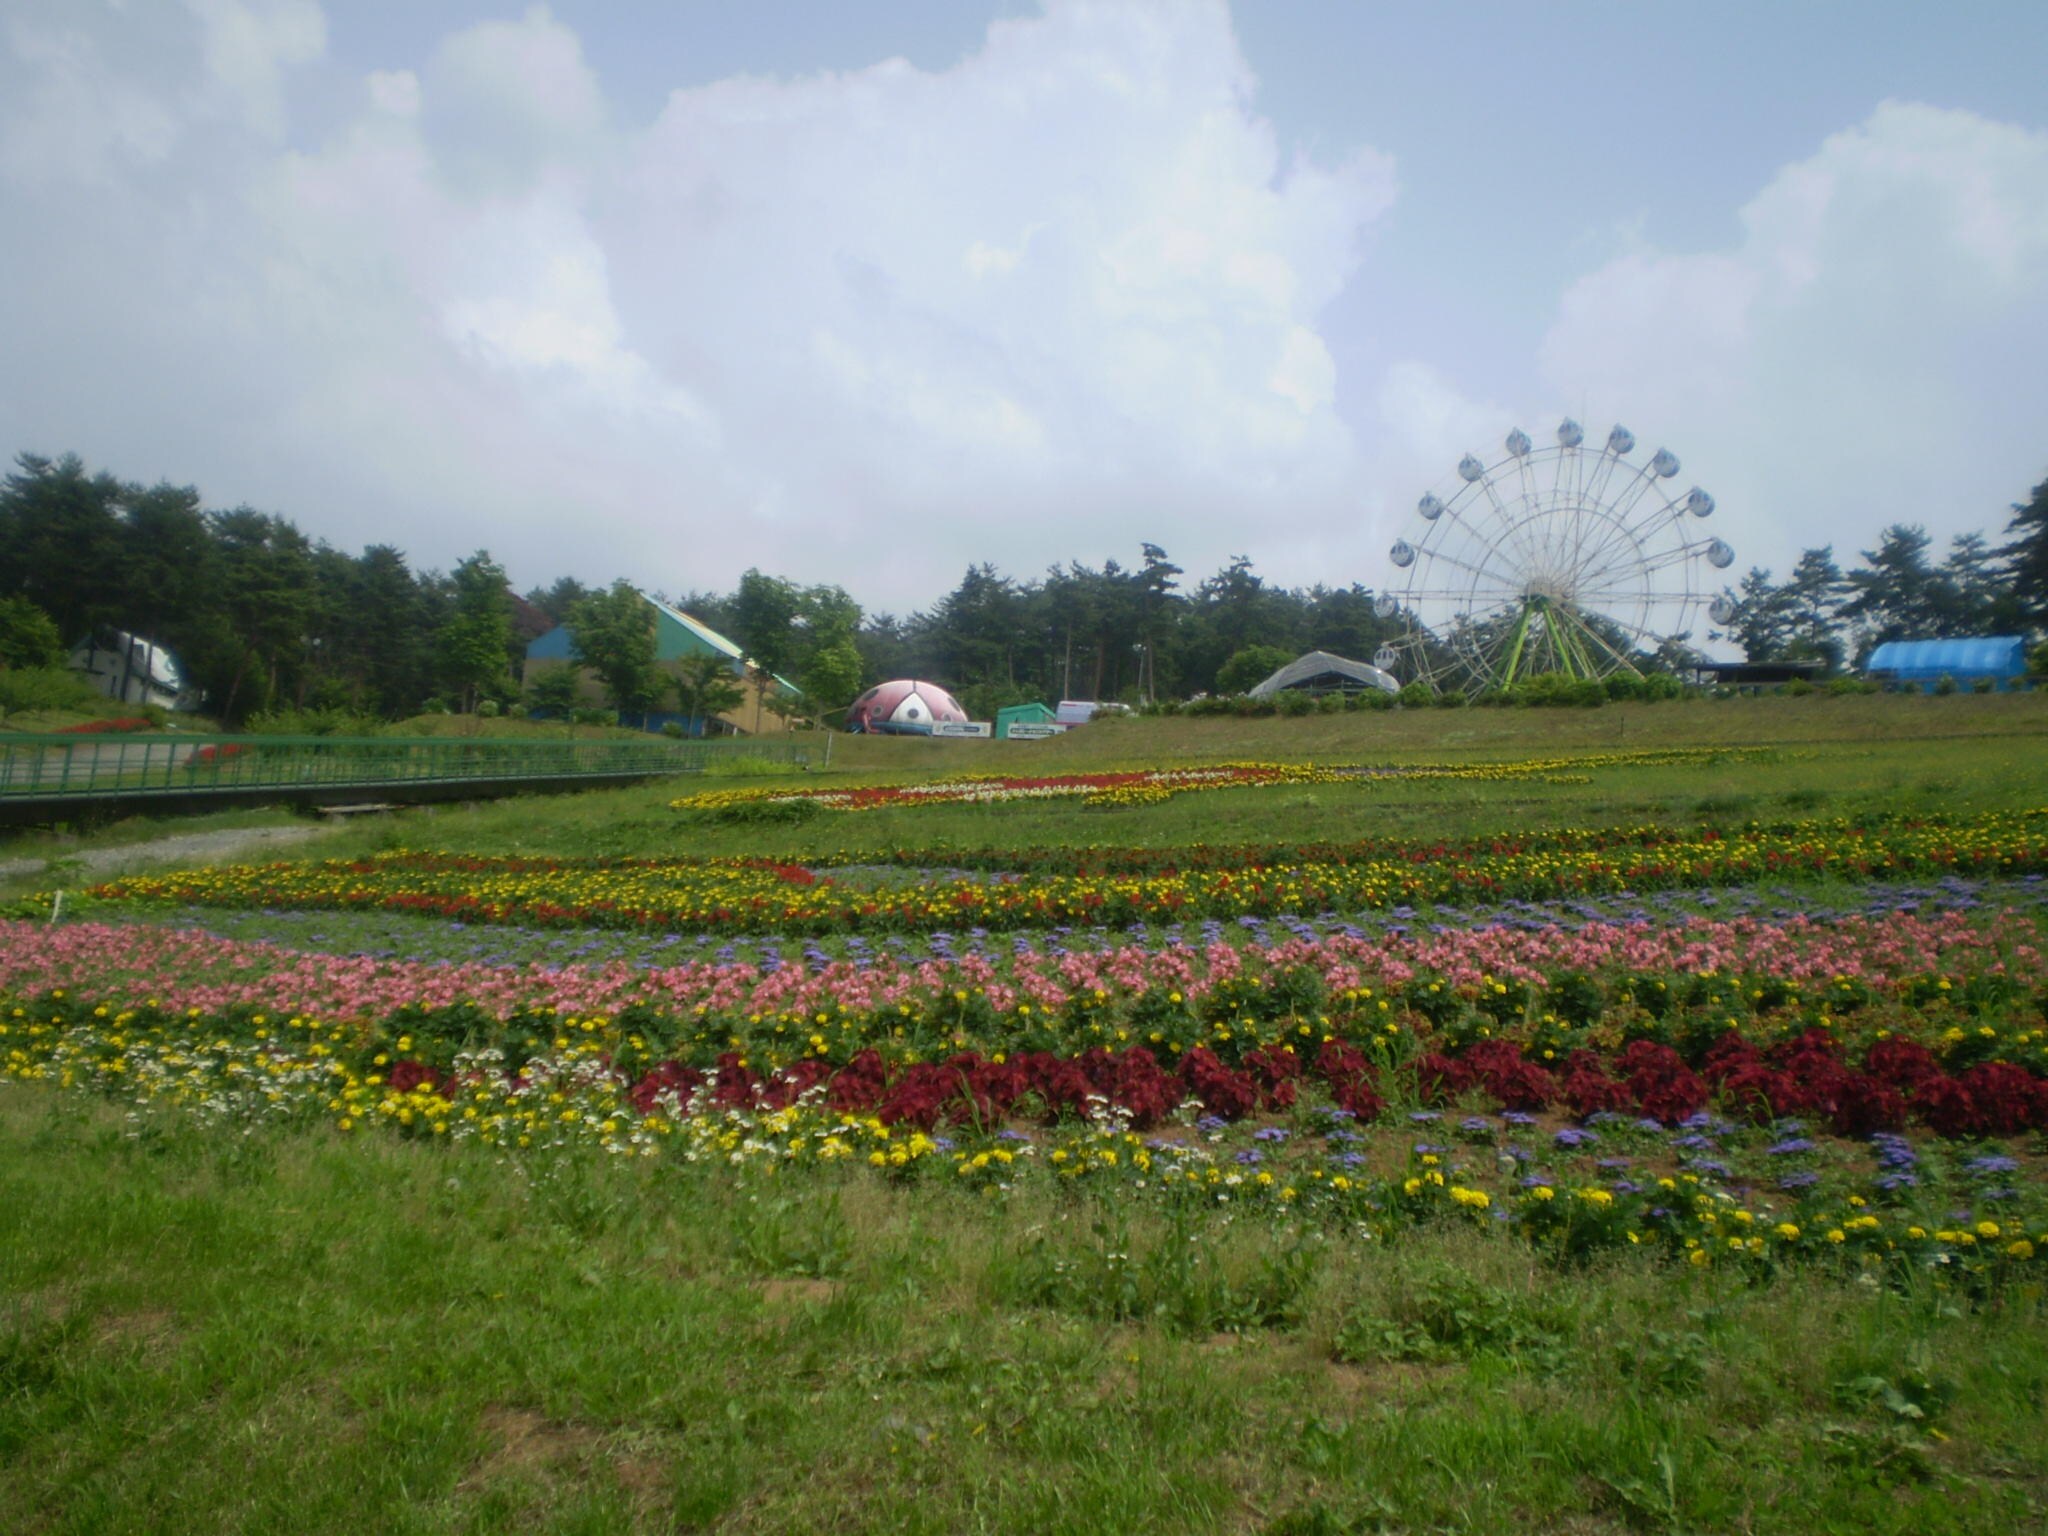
[2002,475,2048,630]
[0,596,64,670]
[669,653,744,727]
[1216,644,1295,696]
[243,706,381,737]
[0,664,96,717]
[524,666,581,715]
[567,582,661,712]
[437,551,514,713]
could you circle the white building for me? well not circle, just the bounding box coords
[69,630,188,710]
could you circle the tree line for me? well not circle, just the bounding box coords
[2,449,2044,725]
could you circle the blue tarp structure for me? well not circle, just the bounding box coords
[1865,636,2029,690]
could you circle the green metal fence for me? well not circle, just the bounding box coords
[0,732,811,804]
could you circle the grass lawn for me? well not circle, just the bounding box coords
[5,1096,2045,1536]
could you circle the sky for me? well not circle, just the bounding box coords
[3,0,2045,625]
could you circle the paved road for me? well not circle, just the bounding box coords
[0,823,340,883]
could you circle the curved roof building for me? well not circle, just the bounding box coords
[1865,637,2028,689]
[1248,650,1400,699]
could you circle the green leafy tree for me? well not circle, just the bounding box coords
[1216,643,1295,695]
[796,636,865,719]
[0,453,125,643]
[203,508,318,721]
[525,665,582,716]
[1726,566,1795,662]
[440,550,514,712]
[669,653,745,730]
[2001,474,2048,631]
[0,596,64,669]
[567,582,661,712]
[730,570,804,731]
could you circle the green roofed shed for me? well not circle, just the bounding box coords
[995,702,1056,738]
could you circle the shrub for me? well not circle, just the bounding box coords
[1785,677,1813,697]
[0,665,98,718]
[1275,689,1315,716]
[1433,688,1465,708]
[245,707,379,737]
[1934,674,1958,696]
[476,698,501,717]
[1971,676,1994,694]
[1396,681,1432,709]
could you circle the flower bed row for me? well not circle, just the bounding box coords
[668,747,1765,816]
[67,808,2048,937]
[5,906,2044,1078]
[5,989,2044,1285]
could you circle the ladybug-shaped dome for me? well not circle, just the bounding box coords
[844,679,969,734]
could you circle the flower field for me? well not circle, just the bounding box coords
[8,715,2048,1534]
[63,806,2048,935]
[9,801,2048,1282]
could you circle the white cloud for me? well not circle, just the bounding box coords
[0,0,1394,607]
[185,0,326,138]
[1537,101,2048,583]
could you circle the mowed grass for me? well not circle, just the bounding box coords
[296,691,2048,867]
[4,1095,2045,1536]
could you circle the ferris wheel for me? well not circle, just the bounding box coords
[1372,419,1735,692]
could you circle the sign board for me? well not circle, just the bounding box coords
[1005,722,1066,740]
[932,721,992,738]
[1055,700,1097,725]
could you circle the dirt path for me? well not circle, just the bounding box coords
[0,823,341,883]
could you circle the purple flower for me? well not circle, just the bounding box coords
[1965,1155,2019,1175]
[1767,1138,1816,1156]
[1555,1128,1598,1149]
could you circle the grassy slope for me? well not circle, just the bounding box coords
[6,693,2044,887]
[299,691,2048,867]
